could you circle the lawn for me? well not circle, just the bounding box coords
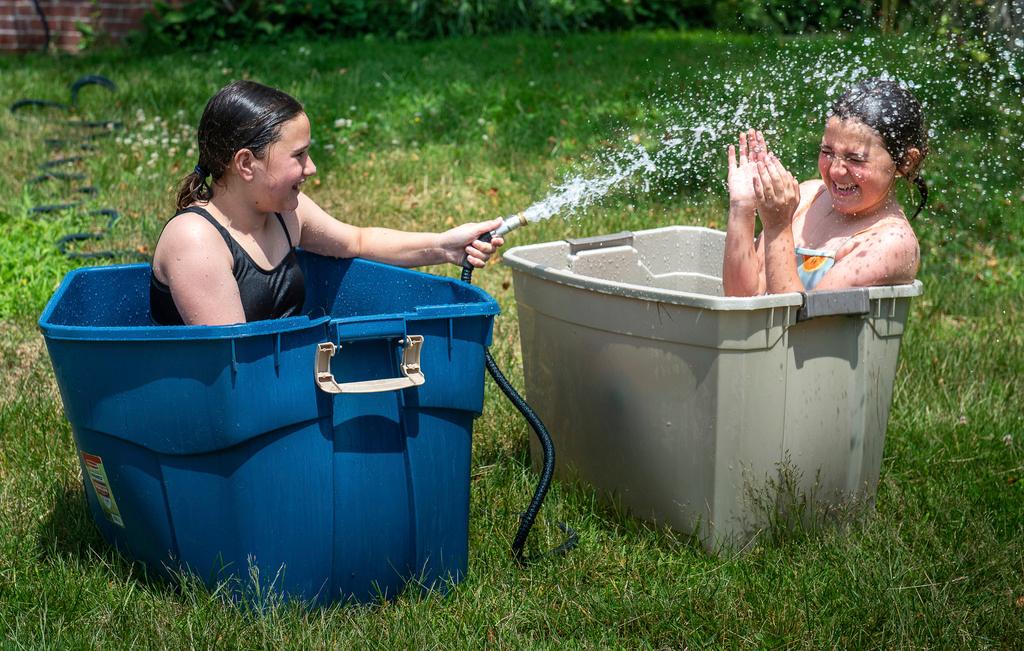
[1,29,1022,648]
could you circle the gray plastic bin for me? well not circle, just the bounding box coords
[502,226,922,551]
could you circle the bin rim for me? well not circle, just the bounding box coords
[303,252,501,319]
[39,259,500,342]
[502,227,922,311]
[38,263,312,341]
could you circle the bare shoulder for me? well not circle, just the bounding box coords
[846,214,918,254]
[155,211,225,254]
[799,179,825,195]
[828,216,919,287]
[292,191,332,228]
[152,211,231,280]
[292,191,362,258]
[797,179,826,209]
[791,179,826,228]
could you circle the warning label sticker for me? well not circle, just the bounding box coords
[82,452,124,527]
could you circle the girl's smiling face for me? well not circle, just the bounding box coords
[255,112,316,212]
[818,116,899,217]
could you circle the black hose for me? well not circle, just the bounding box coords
[461,237,578,564]
[56,210,124,260]
[31,0,49,53]
[70,75,117,104]
[10,99,67,112]
[11,75,141,261]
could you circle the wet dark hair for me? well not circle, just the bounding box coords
[176,80,304,210]
[829,78,929,219]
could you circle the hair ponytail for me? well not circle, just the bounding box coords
[175,164,213,211]
[910,175,928,220]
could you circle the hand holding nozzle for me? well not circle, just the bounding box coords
[458,213,528,270]
[453,217,505,270]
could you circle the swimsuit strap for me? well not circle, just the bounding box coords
[798,181,880,255]
[800,182,829,218]
[795,245,834,257]
[274,212,294,248]
[177,205,235,251]
[152,207,305,324]
[177,206,295,268]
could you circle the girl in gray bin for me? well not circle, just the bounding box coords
[722,78,927,296]
[151,80,503,326]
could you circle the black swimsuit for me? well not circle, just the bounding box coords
[150,206,306,325]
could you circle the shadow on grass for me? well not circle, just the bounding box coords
[35,479,183,599]
[553,471,709,557]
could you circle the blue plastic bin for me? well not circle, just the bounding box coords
[38,251,498,605]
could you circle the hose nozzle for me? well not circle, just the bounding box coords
[492,212,528,238]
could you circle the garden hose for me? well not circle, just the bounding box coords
[11,75,143,261]
[461,232,578,564]
[31,0,49,52]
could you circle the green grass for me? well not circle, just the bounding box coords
[1,30,1022,648]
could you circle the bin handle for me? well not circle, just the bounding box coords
[567,231,634,255]
[797,288,871,322]
[315,335,425,394]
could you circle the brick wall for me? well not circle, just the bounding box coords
[0,0,163,53]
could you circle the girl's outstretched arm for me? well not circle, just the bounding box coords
[294,192,503,268]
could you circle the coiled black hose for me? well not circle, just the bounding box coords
[11,75,142,261]
[461,237,578,564]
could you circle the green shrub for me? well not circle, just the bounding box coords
[139,0,700,49]
[137,0,1024,50]
[711,0,875,33]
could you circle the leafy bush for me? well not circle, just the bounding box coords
[138,0,1024,50]
[140,0,698,48]
[710,0,1024,36]
[711,0,876,33]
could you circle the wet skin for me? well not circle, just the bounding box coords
[722,125,920,296]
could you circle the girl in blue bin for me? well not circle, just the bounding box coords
[722,78,928,296]
[151,80,503,326]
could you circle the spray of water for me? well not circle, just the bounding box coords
[511,31,1023,235]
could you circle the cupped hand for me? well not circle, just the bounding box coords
[439,217,505,268]
[727,129,770,210]
[752,154,800,230]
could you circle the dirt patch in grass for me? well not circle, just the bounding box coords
[0,322,58,406]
